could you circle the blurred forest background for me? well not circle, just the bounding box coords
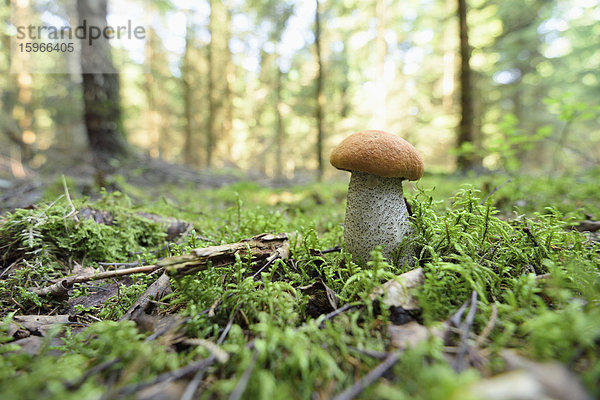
[1,0,599,184]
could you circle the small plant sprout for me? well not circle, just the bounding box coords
[330,130,424,266]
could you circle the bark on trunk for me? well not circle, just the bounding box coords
[275,64,285,182]
[315,0,325,181]
[78,0,128,168]
[182,18,195,166]
[456,0,477,171]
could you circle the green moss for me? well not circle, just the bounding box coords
[0,190,166,312]
[1,170,599,398]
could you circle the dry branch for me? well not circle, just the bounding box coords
[120,272,172,321]
[30,264,163,297]
[571,220,600,233]
[30,233,289,296]
[332,352,401,400]
[162,233,289,278]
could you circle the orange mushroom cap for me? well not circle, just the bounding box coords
[330,130,424,180]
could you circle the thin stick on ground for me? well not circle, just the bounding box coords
[180,368,207,400]
[31,233,290,297]
[331,352,401,400]
[180,307,239,400]
[454,290,478,372]
[229,349,259,400]
[97,261,141,268]
[30,264,163,296]
[480,178,511,205]
[319,303,358,328]
[319,245,342,254]
[117,358,216,397]
[475,302,498,348]
[64,358,121,391]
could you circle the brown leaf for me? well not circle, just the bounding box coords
[10,314,73,337]
[67,280,130,313]
[301,280,339,318]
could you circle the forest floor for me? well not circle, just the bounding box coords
[0,161,599,399]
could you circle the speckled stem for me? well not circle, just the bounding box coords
[344,171,414,266]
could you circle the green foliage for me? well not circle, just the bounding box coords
[410,185,598,324]
[63,320,180,372]
[340,247,397,302]
[0,319,181,400]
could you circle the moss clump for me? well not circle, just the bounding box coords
[0,190,166,312]
[0,319,181,400]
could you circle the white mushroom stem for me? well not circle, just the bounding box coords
[344,171,414,266]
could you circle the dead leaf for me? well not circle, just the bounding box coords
[301,280,339,318]
[10,314,73,337]
[9,336,64,356]
[462,350,592,400]
[67,279,132,314]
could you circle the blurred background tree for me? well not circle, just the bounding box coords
[78,0,130,169]
[1,0,598,181]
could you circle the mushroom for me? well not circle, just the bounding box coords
[330,130,424,266]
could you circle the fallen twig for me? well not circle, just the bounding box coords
[320,245,342,254]
[97,261,141,268]
[318,303,358,328]
[120,272,172,321]
[475,302,498,348]
[31,233,290,297]
[0,260,18,279]
[571,220,600,233]
[452,290,478,372]
[163,233,289,277]
[480,178,511,205]
[117,358,215,397]
[65,358,120,391]
[331,352,401,400]
[30,264,163,297]
[250,241,290,279]
[347,346,388,360]
[229,349,259,400]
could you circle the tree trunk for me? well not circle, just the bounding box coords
[206,0,217,168]
[314,0,325,181]
[182,17,196,166]
[220,7,234,160]
[456,0,478,171]
[275,63,285,182]
[205,0,232,168]
[77,0,128,168]
[144,27,159,158]
[11,3,34,164]
[373,0,387,128]
[251,49,271,176]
